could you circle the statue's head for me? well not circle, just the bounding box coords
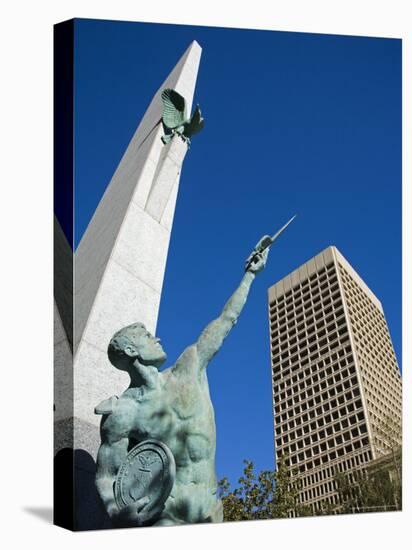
[107,323,167,371]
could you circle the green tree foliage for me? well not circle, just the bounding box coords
[334,464,401,513]
[219,438,402,521]
[333,414,402,514]
[218,456,311,521]
[373,414,402,501]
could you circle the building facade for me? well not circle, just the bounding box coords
[268,246,402,514]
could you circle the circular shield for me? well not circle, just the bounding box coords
[114,439,176,524]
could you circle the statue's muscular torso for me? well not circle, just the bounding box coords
[96,264,266,527]
[101,345,222,525]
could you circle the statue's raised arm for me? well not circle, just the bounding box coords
[174,216,296,374]
[95,217,295,527]
[188,236,271,373]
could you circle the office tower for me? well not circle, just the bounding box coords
[268,246,402,514]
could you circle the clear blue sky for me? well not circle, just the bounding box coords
[72,19,402,486]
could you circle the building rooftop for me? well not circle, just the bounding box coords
[268,245,383,313]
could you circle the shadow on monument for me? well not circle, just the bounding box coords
[54,448,112,531]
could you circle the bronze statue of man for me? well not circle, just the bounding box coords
[95,239,270,527]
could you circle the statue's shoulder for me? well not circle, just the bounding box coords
[170,344,199,378]
[94,395,119,416]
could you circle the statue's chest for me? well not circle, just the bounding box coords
[128,378,208,441]
[126,383,215,469]
[129,391,174,442]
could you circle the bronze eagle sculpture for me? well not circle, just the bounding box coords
[160,88,204,146]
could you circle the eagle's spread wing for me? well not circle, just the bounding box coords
[161,88,187,129]
[184,105,204,138]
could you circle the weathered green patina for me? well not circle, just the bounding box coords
[160,88,204,146]
[95,239,270,527]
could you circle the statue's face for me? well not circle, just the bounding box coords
[109,323,167,371]
[132,328,167,369]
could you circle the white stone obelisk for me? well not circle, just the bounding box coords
[54,41,202,528]
[76,40,201,457]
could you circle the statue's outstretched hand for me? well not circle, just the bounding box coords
[245,235,270,274]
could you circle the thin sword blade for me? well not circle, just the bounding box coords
[244,215,297,272]
[266,215,297,249]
